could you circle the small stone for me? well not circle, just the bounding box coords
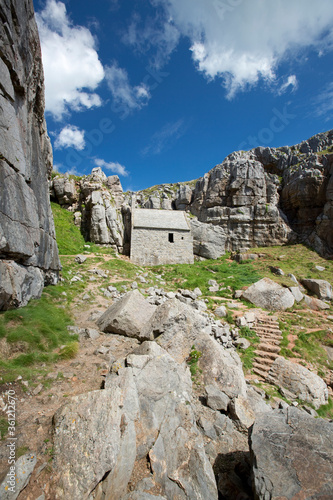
[205,384,230,412]
[75,255,87,264]
[234,338,251,349]
[33,383,43,395]
[85,328,100,340]
[215,305,227,317]
[315,265,325,271]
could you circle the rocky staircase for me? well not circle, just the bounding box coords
[252,315,283,379]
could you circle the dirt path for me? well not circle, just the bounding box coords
[0,255,140,499]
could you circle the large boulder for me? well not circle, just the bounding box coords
[150,299,247,398]
[190,219,225,259]
[0,0,60,309]
[249,407,333,499]
[97,290,156,340]
[242,278,295,311]
[267,356,328,409]
[301,278,332,301]
[52,342,218,499]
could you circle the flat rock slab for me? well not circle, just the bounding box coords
[242,278,294,311]
[267,356,328,409]
[97,290,156,340]
[1,452,37,500]
[249,407,333,499]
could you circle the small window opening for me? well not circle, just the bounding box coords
[168,233,174,243]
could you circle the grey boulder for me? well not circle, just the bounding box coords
[301,278,332,301]
[97,290,156,340]
[267,356,328,409]
[242,278,294,311]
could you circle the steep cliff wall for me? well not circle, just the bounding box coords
[0,0,60,310]
[190,130,333,256]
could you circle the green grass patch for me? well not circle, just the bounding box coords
[150,254,262,296]
[237,326,260,373]
[0,286,77,382]
[51,202,86,255]
[317,397,333,419]
[292,330,333,370]
[0,417,8,440]
[187,345,202,381]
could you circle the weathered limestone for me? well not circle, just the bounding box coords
[97,290,156,340]
[301,278,332,301]
[242,278,295,311]
[0,0,61,309]
[267,356,328,408]
[52,342,218,499]
[249,407,333,499]
[190,219,225,259]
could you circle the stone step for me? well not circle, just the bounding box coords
[253,367,268,379]
[252,361,271,373]
[256,343,281,354]
[256,319,279,328]
[254,350,279,361]
[254,326,282,334]
[257,332,282,339]
[257,337,282,345]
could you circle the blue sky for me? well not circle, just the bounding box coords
[35,0,333,191]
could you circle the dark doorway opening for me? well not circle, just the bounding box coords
[168,233,174,243]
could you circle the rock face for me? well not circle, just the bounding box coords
[249,407,333,499]
[189,132,333,256]
[52,342,218,499]
[0,0,60,309]
[267,356,328,408]
[51,167,126,252]
[190,219,225,259]
[242,278,295,311]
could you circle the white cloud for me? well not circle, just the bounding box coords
[151,0,333,98]
[313,82,333,119]
[36,0,104,119]
[94,158,129,177]
[105,63,150,114]
[278,75,298,95]
[54,125,86,150]
[142,119,186,156]
[123,12,180,68]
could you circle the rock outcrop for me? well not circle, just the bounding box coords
[51,167,127,253]
[249,407,333,499]
[51,129,333,260]
[0,0,60,309]
[52,342,218,499]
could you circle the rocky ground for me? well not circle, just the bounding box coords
[0,249,332,499]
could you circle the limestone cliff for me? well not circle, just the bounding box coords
[51,131,333,259]
[0,0,60,310]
